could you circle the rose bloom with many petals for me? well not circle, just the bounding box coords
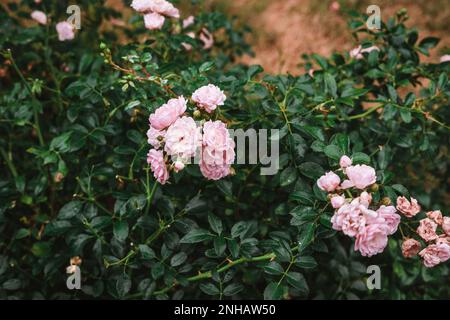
[354,223,389,257]
[192,84,226,113]
[376,205,400,235]
[147,149,169,184]
[31,10,47,25]
[401,238,422,258]
[164,116,202,161]
[426,210,443,225]
[443,216,450,236]
[396,196,421,218]
[131,0,179,17]
[200,120,235,180]
[149,96,186,130]
[144,12,165,30]
[343,164,377,189]
[341,206,366,237]
[56,21,75,41]
[417,218,438,242]
[317,171,340,192]
[419,243,450,267]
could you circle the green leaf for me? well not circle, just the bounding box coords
[400,109,412,123]
[280,166,297,187]
[263,282,284,300]
[151,262,164,280]
[170,252,187,267]
[31,242,52,257]
[299,162,324,179]
[139,245,156,260]
[58,201,83,219]
[286,272,309,296]
[113,221,129,242]
[231,221,250,239]
[289,191,315,206]
[116,275,132,298]
[298,223,315,251]
[15,228,30,240]
[324,145,342,161]
[351,152,371,165]
[2,279,21,290]
[223,283,244,296]
[324,73,337,97]
[208,214,223,235]
[264,261,284,275]
[199,283,220,296]
[180,229,213,244]
[295,256,318,269]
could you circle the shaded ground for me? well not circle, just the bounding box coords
[208,0,450,74]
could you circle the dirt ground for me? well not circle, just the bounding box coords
[207,0,450,74]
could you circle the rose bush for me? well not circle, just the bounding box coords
[0,1,449,299]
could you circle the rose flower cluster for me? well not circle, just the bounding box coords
[146,84,235,184]
[317,156,401,257]
[131,0,180,30]
[398,198,450,268]
[317,156,450,268]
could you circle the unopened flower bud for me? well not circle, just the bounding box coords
[381,197,392,206]
[370,183,379,192]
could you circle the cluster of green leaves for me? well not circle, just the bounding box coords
[0,2,449,299]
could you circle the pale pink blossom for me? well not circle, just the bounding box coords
[317,171,341,192]
[341,206,366,237]
[344,164,377,189]
[417,218,438,242]
[200,28,214,49]
[419,243,450,267]
[396,196,421,218]
[443,216,450,236]
[376,205,400,235]
[131,0,153,12]
[164,116,202,160]
[330,1,340,12]
[31,10,47,25]
[426,210,443,225]
[147,126,165,149]
[359,191,372,207]
[440,55,450,63]
[339,155,352,168]
[200,120,235,180]
[340,179,354,189]
[183,15,195,28]
[192,84,226,113]
[308,69,314,78]
[436,235,450,246]
[401,238,421,258]
[147,149,169,184]
[173,161,185,173]
[350,45,379,59]
[354,223,389,257]
[144,12,165,30]
[331,195,346,209]
[56,21,75,41]
[131,0,179,18]
[149,96,187,130]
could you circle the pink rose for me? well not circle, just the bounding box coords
[31,10,47,25]
[331,195,346,209]
[350,45,379,59]
[164,116,202,160]
[56,21,75,41]
[417,218,438,242]
[173,161,185,173]
[344,164,377,189]
[426,210,443,225]
[183,15,195,28]
[436,235,450,246]
[396,196,421,218]
[419,243,450,268]
[144,12,165,30]
[440,55,450,63]
[341,206,366,237]
[354,223,389,257]
[317,171,341,192]
[401,238,421,258]
[192,84,226,113]
[147,149,169,184]
[200,120,235,180]
[149,96,186,130]
[131,0,153,12]
[150,0,180,18]
[443,217,450,236]
[376,205,400,235]
[147,126,165,149]
[199,28,214,49]
[339,155,352,168]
